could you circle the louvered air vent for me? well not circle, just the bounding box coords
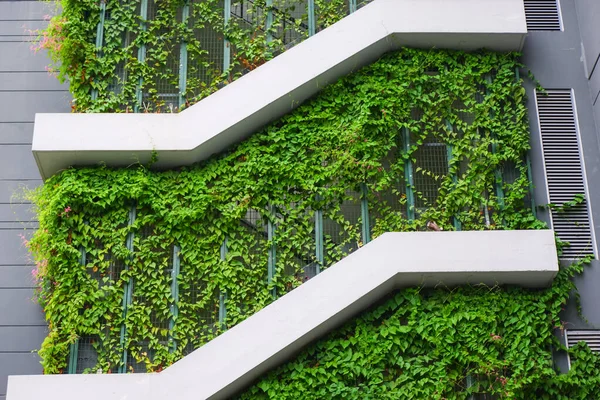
[566,330,600,352]
[524,0,561,31]
[536,89,594,259]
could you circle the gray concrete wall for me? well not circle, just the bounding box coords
[0,2,70,399]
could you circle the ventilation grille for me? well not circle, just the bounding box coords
[566,330,600,352]
[537,89,594,259]
[524,0,561,31]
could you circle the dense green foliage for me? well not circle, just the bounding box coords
[26,46,600,396]
[40,0,352,112]
[239,263,600,399]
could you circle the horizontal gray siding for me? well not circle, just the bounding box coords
[0,1,71,396]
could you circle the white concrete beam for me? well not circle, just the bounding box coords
[32,0,527,180]
[8,230,558,400]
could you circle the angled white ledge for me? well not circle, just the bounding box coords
[32,0,527,180]
[8,230,558,400]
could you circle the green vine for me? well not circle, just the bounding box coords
[38,0,345,112]
[25,48,600,395]
[238,260,599,399]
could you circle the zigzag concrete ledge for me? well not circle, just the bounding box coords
[31,0,527,180]
[8,230,558,400]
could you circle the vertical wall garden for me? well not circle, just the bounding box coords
[41,0,374,113]
[29,48,544,375]
[29,0,600,396]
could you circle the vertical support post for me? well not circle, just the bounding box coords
[314,195,323,274]
[485,75,505,211]
[349,0,357,13]
[223,0,231,73]
[445,121,461,231]
[118,205,136,374]
[218,238,227,329]
[308,0,315,36]
[515,66,537,216]
[267,204,276,299]
[360,183,371,244]
[168,245,181,353]
[91,1,107,101]
[466,374,475,400]
[68,243,88,373]
[403,128,416,220]
[178,1,190,109]
[266,0,273,44]
[134,0,149,113]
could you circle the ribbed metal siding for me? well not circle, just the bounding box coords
[536,89,594,259]
[566,330,600,352]
[524,0,561,31]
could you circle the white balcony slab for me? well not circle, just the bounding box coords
[32,0,527,180]
[8,230,558,400]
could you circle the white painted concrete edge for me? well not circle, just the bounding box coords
[8,230,558,400]
[32,0,527,180]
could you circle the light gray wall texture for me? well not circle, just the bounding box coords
[0,1,71,399]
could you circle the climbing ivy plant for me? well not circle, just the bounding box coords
[25,48,600,395]
[39,0,351,112]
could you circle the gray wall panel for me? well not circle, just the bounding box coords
[0,204,35,224]
[0,229,32,266]
[0,181,40,204]
[0,43,50,72]
[0,20,46,36]
[0,73,66,91]
[573,0,600,77]
[0,1,68,393]
[0,92,70,122]
[523,0,600,332]
[0,327,47,352]
[590,65,600,106]
[0,266,36,289]
[0,353,42,396]
[0,289,44,325]
[0,1,55,21]
[0,123,33,145]
[0,146,39,179]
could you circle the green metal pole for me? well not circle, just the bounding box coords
[223,0,231,73]
[360,183,371,244]
[485,75,505,211]
[514,66,537,216]
[349,0,357,13]
[178,2,190,109]
[267,205,276,299]
[91,1,107,101]
[266,0,273,44]
[403,128,416,220]
[168,245,181,353]
[134,0,149,113]
[118,205,136,374]
[445,121,461,231]
[315,195,323,274]
[68,243,88,373]
[308,0,315,36]
[219,238,227,329]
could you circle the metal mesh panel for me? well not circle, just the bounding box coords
[278,203,317,289]
[412,135,449,216]
[315,0,347,32]
[322,189,361,268]
[188,0,225,101]
[143,0,181,112]
[230,0,266,76]
[356,0,375,9]
[75,336,100,373]
[271,0,309,52]
[524,0,561,31]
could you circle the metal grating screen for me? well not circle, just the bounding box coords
[537,89,594,259]
[524,0,561,31]
[567,330,600,352]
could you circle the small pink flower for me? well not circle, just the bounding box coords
[64,206,71,213]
